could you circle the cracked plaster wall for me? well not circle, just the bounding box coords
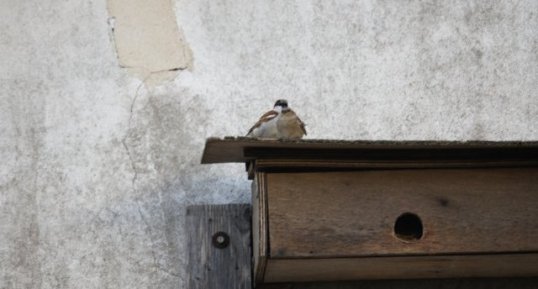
[0,0,536,288]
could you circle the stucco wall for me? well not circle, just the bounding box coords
[0,0,536,288]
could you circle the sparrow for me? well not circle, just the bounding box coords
[246,99,307,139]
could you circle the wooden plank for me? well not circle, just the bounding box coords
[263,254,538,283]
[200,137,538,164]
[257,278,538,289]
[186,204,252,289]
[252,172,268,284]
[254,158,538,173]
[267,168,538,258]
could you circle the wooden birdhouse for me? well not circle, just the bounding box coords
[201,138,538,286]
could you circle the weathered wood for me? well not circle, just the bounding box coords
[201,137,538,164]
[248,157,538,179]
[256,278,538,289]
[252,172,268,284]
[200,138,538,285]
[186,204,251,289]
[267,169,538,258]
[264,254,538,282]
[254,158,538,171]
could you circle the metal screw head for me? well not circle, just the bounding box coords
[212,231,230,249]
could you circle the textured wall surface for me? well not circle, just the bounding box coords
[0,0,536,288]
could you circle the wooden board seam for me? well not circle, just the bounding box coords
[268,250,538,260]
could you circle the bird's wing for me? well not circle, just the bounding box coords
[299,118,307,135]
[289,109,307,136]
[247,110,279,135]
[297,116,307,136]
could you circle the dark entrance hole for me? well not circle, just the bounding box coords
[394,212,423,242]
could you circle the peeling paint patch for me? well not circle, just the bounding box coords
[107,0,193,80]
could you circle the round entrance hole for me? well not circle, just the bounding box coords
[393,212,423,242]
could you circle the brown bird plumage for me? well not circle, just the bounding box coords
[246,99,306,139]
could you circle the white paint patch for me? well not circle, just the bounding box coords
[107,0,193,76]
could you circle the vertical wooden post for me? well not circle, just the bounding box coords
[187,204,252,289]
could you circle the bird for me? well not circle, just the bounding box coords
[246,99,307,139]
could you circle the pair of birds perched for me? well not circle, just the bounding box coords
[246,99,307,140]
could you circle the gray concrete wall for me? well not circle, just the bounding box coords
[0,0,536,288]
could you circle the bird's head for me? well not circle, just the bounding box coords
[274,99,288,109]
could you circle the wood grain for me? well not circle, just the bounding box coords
[263,254,538,282]
[201,137,538,164]
[186,204,251,289]
[252,172,268,284]
[267,168,538,258]
[256,278,538,289]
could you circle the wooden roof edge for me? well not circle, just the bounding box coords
[207,136,538,146]
[201,137,538,164]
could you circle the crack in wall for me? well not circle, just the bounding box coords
[135,200,184,280]
[122,138,137,187]
[121,68,186,187]
[121,78,145,187]
[119,73,186,281]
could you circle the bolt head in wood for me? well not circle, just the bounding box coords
[212,231,230,249]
